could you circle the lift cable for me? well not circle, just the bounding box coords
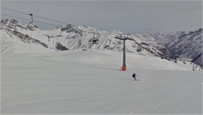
[1,14,59,27]
[1,7,68,25]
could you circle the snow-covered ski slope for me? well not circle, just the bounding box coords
[1,50,202,114]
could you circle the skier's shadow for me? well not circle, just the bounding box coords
[134,79,141,81]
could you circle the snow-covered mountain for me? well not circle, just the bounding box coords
[0,19,165,58]
[1,19,202,67]
[154,29,202,59]
[148,29,202,67]
[131,28,202,68]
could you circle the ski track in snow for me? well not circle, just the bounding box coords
[1,50,202,114]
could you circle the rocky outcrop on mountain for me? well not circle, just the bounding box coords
[192,53,202,68]
[10,29,48,48]
[56,42,69,51]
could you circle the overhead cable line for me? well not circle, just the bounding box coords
[1,14,59,27]
[34,15,67,25]
[1,7,28,15]
[1,7,68,25]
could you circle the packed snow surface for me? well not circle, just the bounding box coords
[1,50,202,114]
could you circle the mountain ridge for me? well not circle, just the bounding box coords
[1,19,202,67]
[0,19,165,58]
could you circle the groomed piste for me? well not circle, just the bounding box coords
[1,50,202,114]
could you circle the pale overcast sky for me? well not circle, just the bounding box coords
[1,0,202,34]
